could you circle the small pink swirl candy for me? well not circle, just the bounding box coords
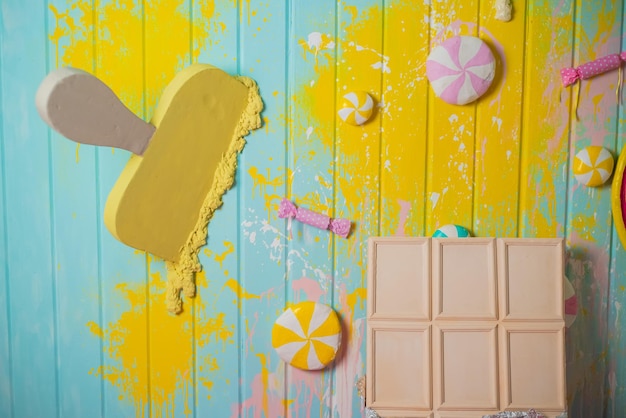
[278,198,352,238]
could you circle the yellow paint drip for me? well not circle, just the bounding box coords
[213,241,235,269]
[225,278,260,301]
[164,75,263,313]
[257,353,270,416]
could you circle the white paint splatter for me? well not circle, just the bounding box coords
[449,114,458,123]
[307,32,323,49]
[430,192,440,209]
[491,116,503,132]
[306,126,314,140]
[384,160,391,171]
[371,60,391,73]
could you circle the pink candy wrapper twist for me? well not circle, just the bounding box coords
[278,198,351,238]
[561,52,626,87]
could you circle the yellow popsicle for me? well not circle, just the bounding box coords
[36,64,263,313]
[105,64,262,312]
[105,64,253,261]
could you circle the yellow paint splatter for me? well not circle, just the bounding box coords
[50,2,241,412]
[248,166,286,198]
[225,278,260,301]
[87,320,103,338]
[297,5,387,282]
[257,353,270,416]
[571,214,598,242]
[49,0,222,139]
[248,166,291,220]
[88,271,234,416]
[204,241,236,270]
[215,241,235,269]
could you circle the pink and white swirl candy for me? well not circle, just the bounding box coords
[278,199,351,238]
[426,36,496,105]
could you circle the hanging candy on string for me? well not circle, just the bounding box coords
[278,198,352,238]
[560,52,626,118]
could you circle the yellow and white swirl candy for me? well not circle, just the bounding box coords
[272,301,342,370]
[573,146,614,187]
[338,91,374,125]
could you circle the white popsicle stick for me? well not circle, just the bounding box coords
[35,67,155,155]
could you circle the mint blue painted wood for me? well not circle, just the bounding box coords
[0,6,14,415]
[564,1,622,417]
[606,6,626,416]
[286,1,338,415]
[237,0,289,416]
[1,0,60,416]
[193,1,241,415]
[94,2,149,417]
[45,1,104,416]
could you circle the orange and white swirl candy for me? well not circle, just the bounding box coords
[338,91,374,125]
[272,301,342,370]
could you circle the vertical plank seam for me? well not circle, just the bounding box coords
[236,0,243,415]
[377,1,385,238]
[563,0,579,243]
[140,1,152,415]
[189,1,197,417]
[283,0,292,414]
[514,0,529,238]
[424,2,433,234]
[91,0,106,416]
[329,0,339,414]
[0,6,14,416]
[517,1,530,236]
[606,3,625,417]
[561,0,579,414]
[471,0,481,234]
[423,0,431,237]
[43,0,62,415]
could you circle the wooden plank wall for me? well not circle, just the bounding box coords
[0,0,625,417]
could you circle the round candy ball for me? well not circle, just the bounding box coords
[573,145,614,187]
[432,224,471,238]
[426,35,496,105]
[272,301,341,370]
[338,91,374,125]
